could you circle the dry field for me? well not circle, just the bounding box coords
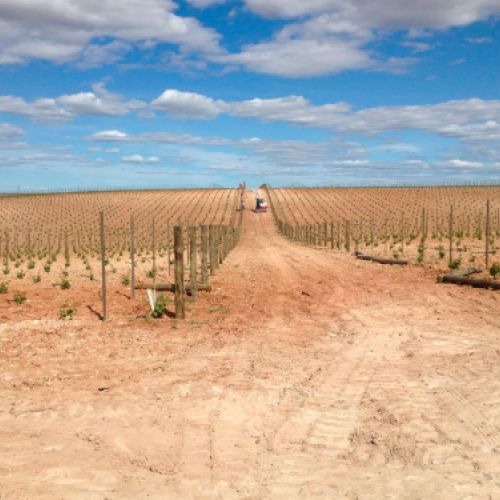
[1,189,500,499]
[0,189,239,322]
[270,186,500,277]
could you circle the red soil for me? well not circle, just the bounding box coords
[1,192,499,498]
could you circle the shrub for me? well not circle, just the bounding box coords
[32,274,41,284]
[13,292,26,304]
[438,245,445,259]
[59,306,76,320]
[0,282,8,294]
[60,278,71,289]
[2,266,9,275]
[121,275,130,286]
[151,294,171,318]
[16,271,25,279]
[449,258,461,270]
[146,269,157,278]
[490,263,500,279]
[27,260,35,269]
[43,263,51,273]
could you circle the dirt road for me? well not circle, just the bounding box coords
[1,192,499,498]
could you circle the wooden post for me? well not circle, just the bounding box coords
[189,226,198,301]
[130,216,135,300]
[174,225,185,319]
[421,208,426,242]
[64,229,69,264]
[486,200,491,270]
[201,225,208,284]
[218,225,223,264]
[449,205,454,266]
[99,211,107,321]
[152,218,156,278]
[47,230,51,262]
[330,222,334,249]
[401,214,405,256]
[421,208,426,258]
[345,220,351,252]
[209,225,217,275]
[167,222,171,276]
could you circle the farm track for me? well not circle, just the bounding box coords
[0,192,500,498]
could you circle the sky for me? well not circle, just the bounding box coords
[0,0,500,191]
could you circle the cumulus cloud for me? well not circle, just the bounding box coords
[244,0,500,28]
[57,83,145,116]
[122,154,160,163]
[151,89,225,119]
[75,40,132,69]
[230,95,350,124]
[213,37,372,77]
[150,89,500,145]
[90,130,130,141]
[0,123,24,139]
[0,0,221,65]
[210,0,500,77]
[0,84,145,123]
[0,96,71,123]
[89,129,231,146]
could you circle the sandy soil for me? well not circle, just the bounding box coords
[1,193,499,499]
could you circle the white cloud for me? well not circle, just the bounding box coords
[244,0,500,29]
[401,41,433,53]
[90,130,130,141]
[230,95,350,124]
[89,129,231,146]
[0,0,221,65]
[0,84,144,123]
[210,0,500,77]
[0,96,71,123]
[213,37,372,77]
[186,0,227,7]
[448,159,484,168]
[76,40,132,69]
[122,154,160,163]
[0,123,24,139]
[149,89,500,144]
[379,143,421,153]
[466,36,493,44]
[57,83,145,116]
[151,89,225,119]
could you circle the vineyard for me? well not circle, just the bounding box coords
[2,186,500,498]
[0,188,241,320]
[268,185,500,277]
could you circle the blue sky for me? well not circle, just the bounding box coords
[0,0,500,190]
